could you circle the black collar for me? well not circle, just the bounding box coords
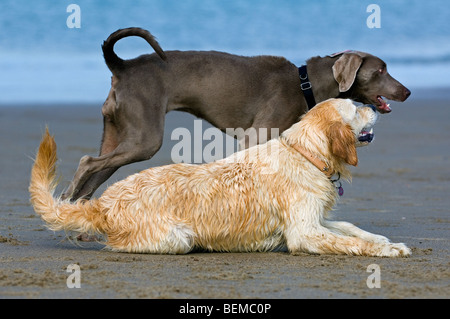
[298,65,316,110]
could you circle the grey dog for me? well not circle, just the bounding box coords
[63,27,410,201]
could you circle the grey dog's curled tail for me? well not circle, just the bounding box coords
[102,27,167,73]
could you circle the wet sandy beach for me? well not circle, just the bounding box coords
[0,96,448,298]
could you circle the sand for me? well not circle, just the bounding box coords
[0,96,449,299]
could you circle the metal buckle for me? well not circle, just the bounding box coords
[301,82,312,91]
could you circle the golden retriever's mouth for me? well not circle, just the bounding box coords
[358,128,374,143]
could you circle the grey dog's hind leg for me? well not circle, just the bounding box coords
[63,97,165,201]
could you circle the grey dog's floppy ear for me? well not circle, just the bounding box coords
[332,53,363,92]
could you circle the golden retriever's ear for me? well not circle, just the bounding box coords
[328,122,358,166]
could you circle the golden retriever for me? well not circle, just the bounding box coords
[29,98,411,257]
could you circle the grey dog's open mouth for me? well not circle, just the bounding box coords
[358,128,374,143]
[376,96,391,113]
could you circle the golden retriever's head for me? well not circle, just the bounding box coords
[284,98,377,167]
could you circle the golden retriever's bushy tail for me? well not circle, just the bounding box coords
[29,128,104,235]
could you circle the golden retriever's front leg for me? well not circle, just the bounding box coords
[285,215,411,257]
[287,229,410,257]
[322,220,391,244]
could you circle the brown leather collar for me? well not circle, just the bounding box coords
[290,143,335,179]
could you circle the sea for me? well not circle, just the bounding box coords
[1,0,449,104]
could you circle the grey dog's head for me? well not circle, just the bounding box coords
[331,51,411,114]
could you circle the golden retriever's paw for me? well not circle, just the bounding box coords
[379,243,411,257]
[368,234,391,244]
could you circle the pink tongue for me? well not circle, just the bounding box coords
[377,96,391,113]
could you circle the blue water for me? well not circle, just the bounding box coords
[1,0,449,104]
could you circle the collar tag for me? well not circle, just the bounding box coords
[331,172,344,196]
